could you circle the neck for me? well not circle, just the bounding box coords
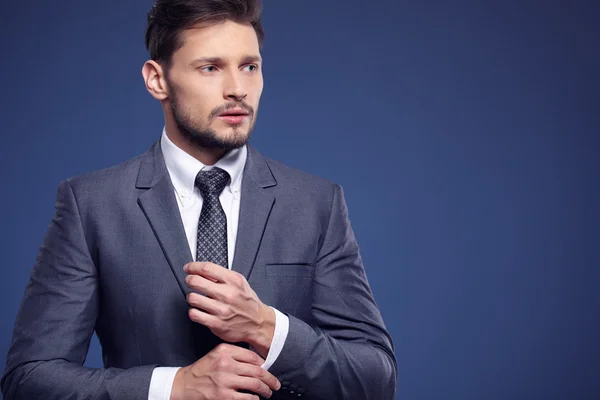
[164,119,227,166]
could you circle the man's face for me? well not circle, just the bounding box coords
[165,20,263,150]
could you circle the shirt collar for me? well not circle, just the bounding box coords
[160,128,247,197]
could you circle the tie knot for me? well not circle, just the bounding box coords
[195,168,230,197]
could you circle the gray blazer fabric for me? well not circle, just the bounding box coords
[1,140,397,399]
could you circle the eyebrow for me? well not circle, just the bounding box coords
[190,55,262,66]
[240,55,262,64]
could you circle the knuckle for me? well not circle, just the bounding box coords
[258,367,272,382]
[232,272,245,286]
[250,378,263,392]
[252,365,264,377]
[216,358,230,370]
[214,343,234,356]
[215,343,229,353]
[222,291,235,304]
[217,304,230,317]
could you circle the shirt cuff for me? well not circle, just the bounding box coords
[261,307,289,371]
[148,367,180,400]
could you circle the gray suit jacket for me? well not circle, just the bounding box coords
[1,140,397,399]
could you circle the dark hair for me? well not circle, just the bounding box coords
[145,0,264,67]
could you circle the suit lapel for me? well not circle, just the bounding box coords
[136,140,194,297]
[231,145,277,279]
[134,140,277,293]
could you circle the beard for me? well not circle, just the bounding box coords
[168,84,256,151]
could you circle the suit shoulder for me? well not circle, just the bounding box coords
[63,152,145,194]
[261,155,341,212]
[263,155,337,191]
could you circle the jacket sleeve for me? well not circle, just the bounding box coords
[1,180,156,400]
[268,184,398,399]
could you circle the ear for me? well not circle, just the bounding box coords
[142,60,169,100]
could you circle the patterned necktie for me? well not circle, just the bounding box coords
[195,167,230,268]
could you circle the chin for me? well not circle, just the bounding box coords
[220,125,251,140]
[214,130,251,149]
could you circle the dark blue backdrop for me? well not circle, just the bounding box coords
[1,1,598,399]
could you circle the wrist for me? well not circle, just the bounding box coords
[169,366,188,400]
[251,304,275,357]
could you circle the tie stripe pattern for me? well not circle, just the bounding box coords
[195,167,230,268]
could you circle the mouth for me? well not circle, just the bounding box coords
[217,109,250,125]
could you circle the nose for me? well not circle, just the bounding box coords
[224,70,247,102]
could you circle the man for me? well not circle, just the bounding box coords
[1,0,397,399]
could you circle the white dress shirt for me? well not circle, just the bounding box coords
[148,129,289,400]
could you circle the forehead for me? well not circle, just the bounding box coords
[175,20,260,61]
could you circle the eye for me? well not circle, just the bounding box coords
[200,65,218,73]
[242,64,259,72]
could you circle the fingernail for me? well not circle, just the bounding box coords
[183,264,189,273]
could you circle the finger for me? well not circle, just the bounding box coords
[188,307,222,329]
[235,363,281,391]
[233,393,259,400]
[185,261,231,283]
[213,343,265,366]
[187,292,224,315]
[230,376,273,399]
[184,274,223,298]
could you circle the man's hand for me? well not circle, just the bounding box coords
[170,343,281,400]
[184,262,276,357]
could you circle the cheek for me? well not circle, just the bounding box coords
[247,80,263,108]
[172,77,219,113]
[179,90,214,117]
[250,76,264,96]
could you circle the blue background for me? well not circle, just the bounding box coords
[1,1,599,399]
